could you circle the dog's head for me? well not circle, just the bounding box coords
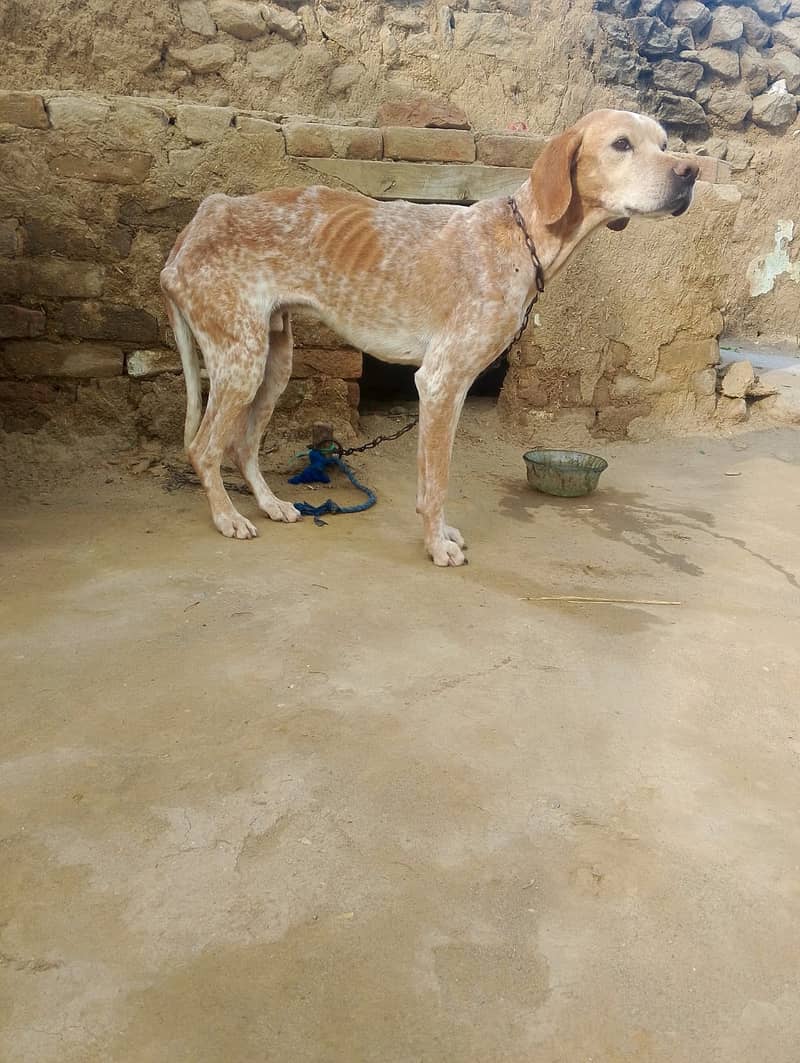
[531,109,699,232]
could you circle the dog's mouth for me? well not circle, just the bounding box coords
[671,198,691,217]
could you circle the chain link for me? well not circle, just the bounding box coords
[319,198,545,458]
[316,416,418,458]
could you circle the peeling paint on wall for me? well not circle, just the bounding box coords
[747,220,800,298]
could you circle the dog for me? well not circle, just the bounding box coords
[161,109,698,566]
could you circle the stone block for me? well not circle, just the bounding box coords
[751,0,790,20]
[740,46,770,93]
[168,147,206,179]
[0,219,22,257]
[178,0,216,36]
[707,86,753,125]
[707,5,744,45]
[111,98,172,140]
[263,4,303,41]
[721,360,755,397]
[246,43,297,80]
[752,84,798,128]
[292,347,362,379]
[234,116,286,157]
[376,97,470,130]
[739,6,773,47]
[475,134,544,168]
[118,196,198,230]
[612,370,676,400]
[671,1,712,33]
[767,48,800,92]
[208,0,267,39]
[47,96,110,131]
[284,122,382,160]
[725,139,755,171]
[655,93,709,128]
[292,311,342,349]
[699,46,740,79]
[58,302,159,344]
[0,341,123,379]
[382,126,476,163]
[716,395,748,423]
[592,403,652,437]
[170,43,235,73]
[629,15,686,56]
[653,58,705,92]
[127,348,183,378]
[659,336,719,378]
[50,151,153,184]
[773,19,800,49]
[0,91,49,129]
[0,257,105,299]
[0,305,46,339]
[693,367,718,396]
[176,104,235,143]
[23,218,132,262]
[696,136,728,158]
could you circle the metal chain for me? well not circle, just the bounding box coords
[319,198,545,458]
[317,416,418,458]
[499,195,546,362]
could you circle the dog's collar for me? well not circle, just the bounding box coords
[508,196,545,296]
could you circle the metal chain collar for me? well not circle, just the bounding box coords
[322,197,545,457]
[502,195,545,360]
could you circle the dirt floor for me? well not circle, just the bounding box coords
[2,403,800,1063]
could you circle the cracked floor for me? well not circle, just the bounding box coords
[2,408,800,1062]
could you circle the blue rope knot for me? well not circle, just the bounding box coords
[288,449,376,526]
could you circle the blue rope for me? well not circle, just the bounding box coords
[289,449,376,526]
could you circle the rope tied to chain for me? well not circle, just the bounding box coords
[289,448,376,525]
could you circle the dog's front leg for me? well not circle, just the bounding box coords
[414,363,472,567]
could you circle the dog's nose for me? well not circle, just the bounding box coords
[673,158,698,185]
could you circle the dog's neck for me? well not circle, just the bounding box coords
[511,178,609,282]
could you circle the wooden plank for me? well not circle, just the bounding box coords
[689,154,733,185]
[296,157,530,203]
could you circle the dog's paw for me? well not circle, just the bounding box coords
[214,510,259,539]
[428,537,468,567]
[444,524,466,549]
[260,497,302,523]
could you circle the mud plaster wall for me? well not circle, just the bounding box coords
[0,0,798,445]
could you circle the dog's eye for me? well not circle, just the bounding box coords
[612,137,633,152]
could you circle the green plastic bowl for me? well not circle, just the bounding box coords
[523,449,608,497]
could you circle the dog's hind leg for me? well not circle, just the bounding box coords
[188,310,271,540]
[229,311,300,523]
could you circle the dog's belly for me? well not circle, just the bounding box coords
[312,311,426,367]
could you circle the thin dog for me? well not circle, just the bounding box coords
[161,109,698,567]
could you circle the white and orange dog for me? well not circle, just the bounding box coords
[161,109,698,566]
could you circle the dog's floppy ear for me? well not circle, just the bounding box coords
[531,128,583,226]
[606,217,629,231]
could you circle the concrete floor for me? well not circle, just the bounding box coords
[2,409,800,1063]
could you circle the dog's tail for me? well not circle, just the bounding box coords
[166,298,203,451]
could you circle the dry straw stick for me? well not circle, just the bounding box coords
[521,596,682,606]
